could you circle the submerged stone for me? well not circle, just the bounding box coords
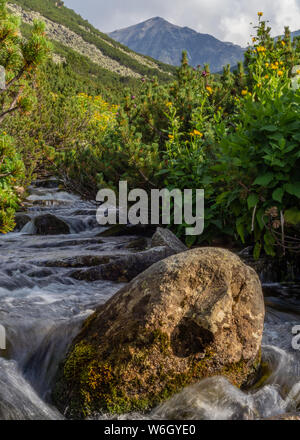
[14,213,31,232]
[34,214,70,235]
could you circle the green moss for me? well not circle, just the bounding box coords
[63,341,96,382]
[249,362,272,390]
[151,330,171,354]
[54,326,262,418]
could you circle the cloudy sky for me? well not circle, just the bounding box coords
[64,0,300,46]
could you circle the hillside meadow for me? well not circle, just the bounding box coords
[1,1,300,259]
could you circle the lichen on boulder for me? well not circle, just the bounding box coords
[52,247,265,418]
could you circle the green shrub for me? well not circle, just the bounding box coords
[0,133,25,233]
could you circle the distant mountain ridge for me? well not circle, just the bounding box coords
[109,17,245,72]
[291,30,300,39]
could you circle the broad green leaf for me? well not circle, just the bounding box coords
[261,125,278,132]
[247,193,259,209]
[264,243,276,257]
[253,242,262,260]
[264,231,275,246]
[236,219,245,243]
[284,208,300,225]
[253,173,274,186]
[155,169,169,176]
[285,182,300,198]
[256,208,265,230]
[272,187,284,203]
[236,224,245,243]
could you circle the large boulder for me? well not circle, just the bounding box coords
[53,248,265,418]
[34,214,70,235]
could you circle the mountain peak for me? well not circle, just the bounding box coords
[147,16,166,22]
[109,18,245,72]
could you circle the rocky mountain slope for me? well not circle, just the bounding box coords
[109,17,245,72]
[8,1,175,82]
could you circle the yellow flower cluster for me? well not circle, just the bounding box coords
[270,62,280,70]
[206,86,213,94]
[77,93,118,133]
[241,90,252,97]
[190,129,203,137]
[256,46,266,53]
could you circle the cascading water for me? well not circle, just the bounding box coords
[0,180,299,420]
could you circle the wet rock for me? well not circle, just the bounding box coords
[125,237,149,251]
[151,227,187,253]
[97,224,155,237]
[72,209,97,216]
[34,214,70,235]
[44,255,111,268]
[53,247,265,418]
[32,178,61,189]
[71,246,176,282]
[27,269,54,278]
[14,214,31,232]
[29,238,104,249]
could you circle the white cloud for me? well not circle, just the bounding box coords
[64,0,300,45]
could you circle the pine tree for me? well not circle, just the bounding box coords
[0,0,52,124]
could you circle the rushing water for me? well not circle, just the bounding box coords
[0,181,299,420]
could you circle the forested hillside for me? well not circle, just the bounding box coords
[1,1,300,260]
[8,0,175,98]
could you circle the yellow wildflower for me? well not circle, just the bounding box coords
[206,86,213,94]
[241,90,248,96]
[193,130,203,137]
[258,12,263,17]
[278,70,284,76]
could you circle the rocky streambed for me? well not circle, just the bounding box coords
[0,180,300,420]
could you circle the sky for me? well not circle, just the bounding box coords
[63,0,300,46]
